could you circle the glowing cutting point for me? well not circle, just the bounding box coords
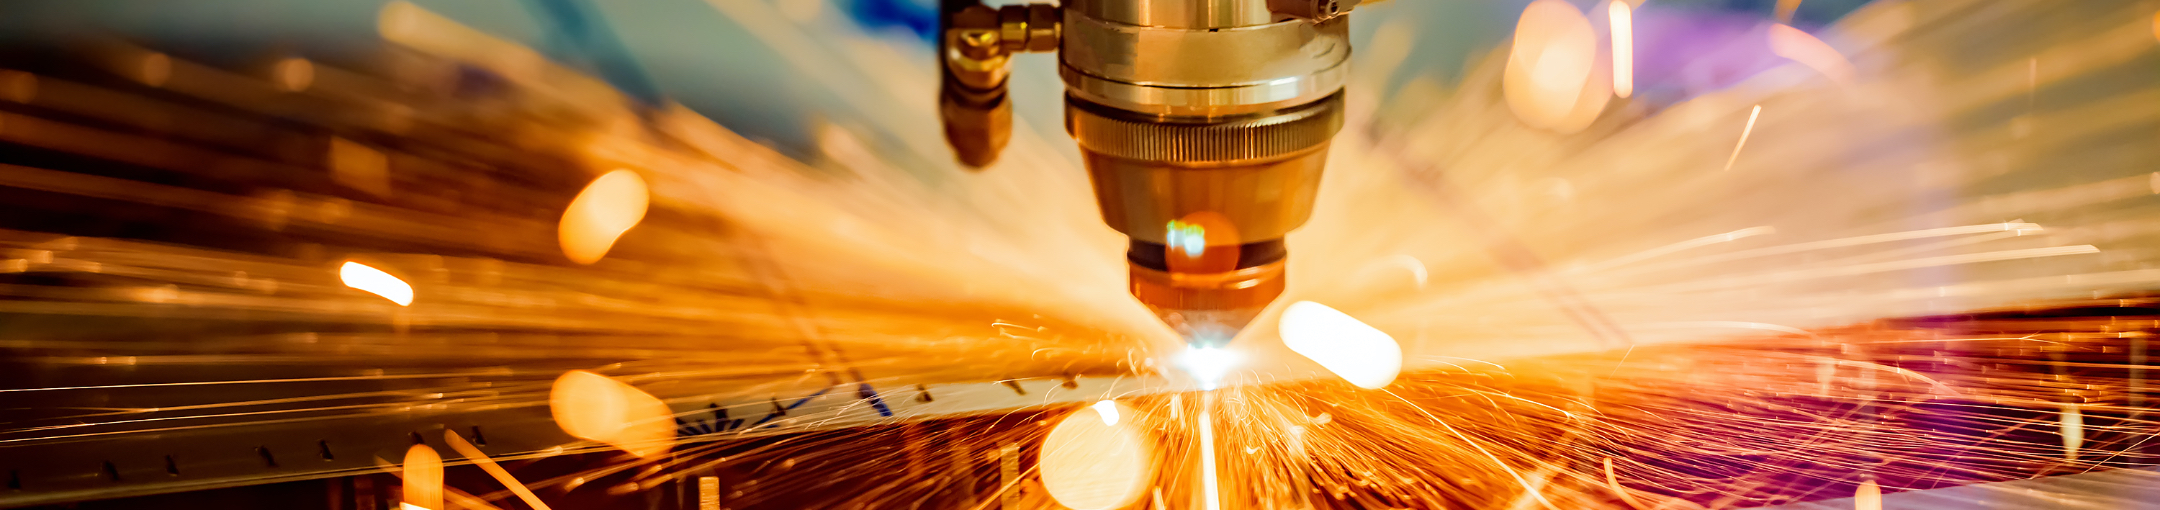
[1280,301,1402,389]
[1166,220,1207,259]
[340,261,413,306]
[1091,400,1121,426]
[559,169,650,265]
[1176,346,1240,390]
[1040,401,1152,510]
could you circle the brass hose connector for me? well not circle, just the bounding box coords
[940,2,1059,168]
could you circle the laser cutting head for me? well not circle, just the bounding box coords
[940,0,1363,345]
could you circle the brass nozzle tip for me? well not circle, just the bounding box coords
[1130,259,1286,347]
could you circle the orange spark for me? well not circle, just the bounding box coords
[340,261,413,306]
[447,429,554,510]
[1602,458,1651,510]
[1198,397,1222,510]
[1723,105,1763,172]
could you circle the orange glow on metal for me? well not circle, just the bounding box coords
[447,429,555,510]
[1610,1,1634,99]
[559,169,650,265]
[1039,401,1151,510]
[1165,211,1239,273]
[340,261,413,306]
[549,370,674,458]
[401,444,444,510]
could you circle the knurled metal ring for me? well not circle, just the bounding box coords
[1065,92,1343,164]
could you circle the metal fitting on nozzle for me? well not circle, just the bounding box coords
[1128,240,1288,348]
[939,2,1059,168]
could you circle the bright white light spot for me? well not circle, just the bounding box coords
[1167,220,1207,258]
[1176,347,1240,390]
[559,169,650,265]
[1279,301,1403,389]
[1091,400,1120,426]
[340,261,413,306]
[1040,401,1152,510]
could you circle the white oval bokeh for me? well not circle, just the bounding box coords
[1040,401,1152,510]
[549,370,674,458]
[340,261,413,306]
[1280,301,1403,389]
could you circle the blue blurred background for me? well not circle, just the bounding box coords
[0,0,1870,158]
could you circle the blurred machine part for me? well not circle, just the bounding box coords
[939,0,1367,347]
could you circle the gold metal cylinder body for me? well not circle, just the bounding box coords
[1055,0,1352,344]
[1066,92,1342,344]
[1081,145,1328,245]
